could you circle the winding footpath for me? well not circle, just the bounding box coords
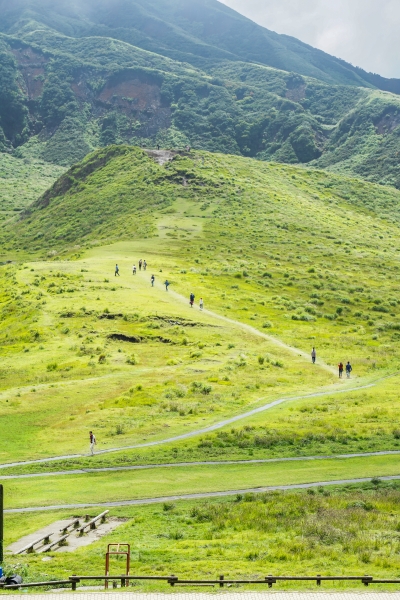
[0,375,392,470]
[2,450,400,480]
[5,475,400,514]
[0,272,400,479]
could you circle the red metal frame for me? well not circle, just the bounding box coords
[105,543,131,589]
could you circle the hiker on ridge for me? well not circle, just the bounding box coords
[199,298,204,311]
[338,362,344,378]
[346,361,352,378]
[115,264,120,277]
[132,265,136,275]
[311,347,316,364]
[143,260,147,271]
[139,259,142,271]
[190,292,195,307]
[165,279,170,291]
[151,274,155,287]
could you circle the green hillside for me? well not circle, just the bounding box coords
[2,147,400,582]
[2,146,400,461]
[1,0,400,194]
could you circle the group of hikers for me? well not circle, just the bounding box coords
[311,347,352,378]
[113,262,204,309]
[190,292,203,310]
[131,259,147,274]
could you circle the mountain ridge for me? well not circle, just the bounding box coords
[1,0,400,193]
[3,0,400,92]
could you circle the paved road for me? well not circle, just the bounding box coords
[5,475,400,513]
[1,450,400,480]
[0,378,386,470]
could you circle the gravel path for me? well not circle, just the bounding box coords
[0,269,397,472]
[5,475,400,513]
[1,451,400,480]
[0,378,384,470]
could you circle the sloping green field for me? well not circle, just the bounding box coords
[1,147,400,584]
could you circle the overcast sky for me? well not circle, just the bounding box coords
[220,0,400,78]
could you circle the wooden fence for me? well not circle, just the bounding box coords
[2,573,400,590]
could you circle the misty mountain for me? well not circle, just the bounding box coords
[1,0,400,188]
[2,0,400,92]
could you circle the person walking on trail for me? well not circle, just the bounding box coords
[346,361,352,378]
[115,264,120,277]
[89,431,96,455]
[311,347,316,364]
[190,292,195,307]
[199,297,204,310]
[338,362,344,378]
[139,259,142,271]
[132,265,136,275]
[151,274,155,287]
[143,260,147,271]
[165,279,170,291]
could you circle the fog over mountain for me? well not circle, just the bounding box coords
[221,0,400,78]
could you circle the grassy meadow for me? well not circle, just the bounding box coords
[3,482,400,589]
[1,147,400,583]
[0,154,64,221]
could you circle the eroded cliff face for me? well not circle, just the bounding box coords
[7,40,173,164]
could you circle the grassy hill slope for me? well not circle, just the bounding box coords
[1,146,400,465]
[2,148,400,581]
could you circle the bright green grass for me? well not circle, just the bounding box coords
[0,253,334,463]
[4,371,399,477]
[3,454,400,509]
[1,148,400,469]
[0,154,64,220]
[3,482,400,589]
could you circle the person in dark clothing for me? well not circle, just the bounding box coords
[151,274,155,287]
[139,259,142,271]
[165,279,170,291]
[115,264,120,276]
[311,347,316,364]
[338,362,344,378]
[346,362,352,378]
[190,292,195,307]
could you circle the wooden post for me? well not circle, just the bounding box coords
[316,574,321,587]
[219,575,224,588]
[71,576,77,591]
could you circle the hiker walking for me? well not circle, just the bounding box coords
[199,297,204,310]
[311,347,316,364]
[139,259,142,271]
[132,265,136,275]
[151,274,155,287]
[165,279,170,291]
[190,292,195,307]
[346,361,352,378]
[338,362,344,378]
[89,431,96,455]
[143,260,147,271]
[115,264,120,277]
